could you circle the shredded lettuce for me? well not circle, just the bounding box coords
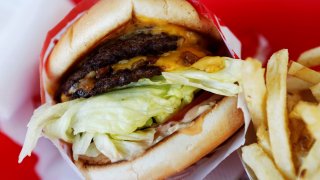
[18,100,80,163]
[162,57,243,96]
[113,140,149,160]
[85,144,100,158]
[94,134,123,162]
[72,133,94,161]
[111,128,156,142]
[19,85,196,163]
[19,56,243,163]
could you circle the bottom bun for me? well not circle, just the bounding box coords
[75,96,244,180]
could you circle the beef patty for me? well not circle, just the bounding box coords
[58,32,179,102]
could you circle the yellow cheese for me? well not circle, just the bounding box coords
[112,47,208,72]
[156,47,207,71]
[112,17,212,72]
[191,56,225,73]
[112,56,147,71]
[136,16,203,47]
[152,25,201,46]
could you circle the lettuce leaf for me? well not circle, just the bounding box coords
[111,128,156,142]
[94,134,124,162]
[72,133,94,161]
[162,57,243,96]
[19,100,80,163]
[19,85,196,162]
[113,140,149,161]
[19,56,243,163]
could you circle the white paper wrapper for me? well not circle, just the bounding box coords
[0,0,252,179]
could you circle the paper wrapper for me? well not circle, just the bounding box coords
[0,0,250,179]
[38,0,251,179]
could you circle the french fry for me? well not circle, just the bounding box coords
[298,141,320,180]
[266,49,296,179]
[288,61,320,84]
[287,75,312,93]
[287,91,302,112]
[241,48,320,179]
[310,82,320,102]
[241,59,271,156]
[241,58,267,130]
[289,101,320,140]
[242,143,285,180]
[256,127,272,157]
[297,47,320,67]
[290,94,320,180]
[289,118,314,170]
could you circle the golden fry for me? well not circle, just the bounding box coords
[289,101,320,140]
[241,58,271,158]
[256,127,272,157]
[288,61,320,84]
[289,118,314,170]
[298,141,320,180]
[266,49,296,179]
[287,91,302,112]
[298,46,320,67]
[287,75,312,93]
[241,48,320,179]
[310,83,320,102]
[241,58,267,130]
[242,143,284,180]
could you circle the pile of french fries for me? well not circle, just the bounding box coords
[240,47,320,180]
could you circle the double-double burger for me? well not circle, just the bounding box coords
[19,0,244,179]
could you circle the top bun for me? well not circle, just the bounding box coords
[43,0,220,102]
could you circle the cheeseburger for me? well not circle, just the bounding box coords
[19,0,244,179]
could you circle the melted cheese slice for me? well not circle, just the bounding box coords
[112,47,207,72]
[112,19,210,72]
[155,47,207,71]
[136,16,203,46]
[112,56,148,71]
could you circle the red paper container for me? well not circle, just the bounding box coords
[32,0,251,179]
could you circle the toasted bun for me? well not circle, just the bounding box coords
[41,1,241,178]
[44,0,219,100]
[74,96,244,180]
